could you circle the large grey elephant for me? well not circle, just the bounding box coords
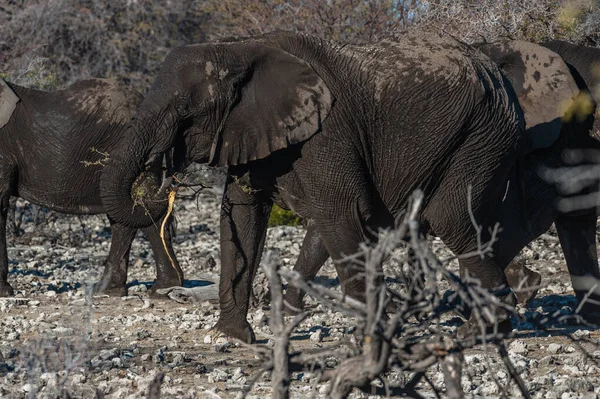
[283,41,600,325]
[100,31,527,342]
[0,78,183,297]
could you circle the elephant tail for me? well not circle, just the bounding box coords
[513,153,533,237]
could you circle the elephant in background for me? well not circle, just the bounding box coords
[100,30,527,342]
[284,41,600,323]
[0,78,183,297]
[541,40,600,138]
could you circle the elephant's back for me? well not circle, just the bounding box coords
[361,34,525,217]
[10,79,142,214]
[542,41,600,93]
[542,41,600,138]
[61,79,143,125]
[339,31,514,110]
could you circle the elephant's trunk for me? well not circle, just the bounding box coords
[100,116,175,229]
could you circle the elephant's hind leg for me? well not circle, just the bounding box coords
[424,137,520,337]
[143,215,184,297]
[95,220,136,296]
[283,219,330,314]
[308,178,382,305]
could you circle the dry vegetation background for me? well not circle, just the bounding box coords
[1,1,600,398]
[1,0,598,92]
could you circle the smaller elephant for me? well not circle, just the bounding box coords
[284,40,600,325]
[0,78,182,297]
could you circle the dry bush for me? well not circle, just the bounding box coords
[1,0,597,93]
[248,191,600,398]
[415,0,600,45]
[0,0,211,91]
[203,0,420,43]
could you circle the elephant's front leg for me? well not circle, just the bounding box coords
[555,211,600,320]
[213,174,273,343]
[283,219,330,314]
[95,221,136,296]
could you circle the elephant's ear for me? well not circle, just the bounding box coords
[479,41,588,153]
[0,80,19,129]
[209,44,333,167]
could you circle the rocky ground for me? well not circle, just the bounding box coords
[1,174,600,398]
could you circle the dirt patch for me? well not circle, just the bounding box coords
[1,192,600,398]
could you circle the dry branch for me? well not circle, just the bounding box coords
[241,189,548,397]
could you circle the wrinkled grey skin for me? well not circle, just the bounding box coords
[101,31,526,342]
[0,78,183,297]
[542,40,600,138]
[284,41,600,326]
[479,41,600,318]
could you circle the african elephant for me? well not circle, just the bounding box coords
[100,30,527,343]
[541,40,600,137]
[0,78,183,297]
[283,41,600,326]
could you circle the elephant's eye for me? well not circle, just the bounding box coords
[174,96,191,117]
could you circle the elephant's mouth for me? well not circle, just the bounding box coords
[132,154,176,213]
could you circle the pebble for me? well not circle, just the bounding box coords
[52,326,74,335]
[509,340,528,356]
[572,330,590,339]
[207,368,228,383]
[140,354,152,362]
[21,383,34,393]
[548,343,563,354]
[6,332,19,341]
[169,353,186,367]
[310,329,323,342]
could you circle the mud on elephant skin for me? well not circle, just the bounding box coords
[253,40,600,331]
[266,40,600,332]
[0,78,183,298]
[101,30,530,342]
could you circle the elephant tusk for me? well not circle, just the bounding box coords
[160,190,182,285]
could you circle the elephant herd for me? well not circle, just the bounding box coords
[0,30,600,343]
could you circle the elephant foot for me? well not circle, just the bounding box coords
[0,282,14,297]
[456,318,513,342]
[94,282,128,297]
[93,274,127,297]
[148,279,183,298]
[282,288,305,315]
[456,292,516,341]
[212,317,256,344]
[94,268,128,297]
[575,293,600,324]
[505,258,542,305]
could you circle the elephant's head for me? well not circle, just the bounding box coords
[476,40,596,153]
[100,41,333,227]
